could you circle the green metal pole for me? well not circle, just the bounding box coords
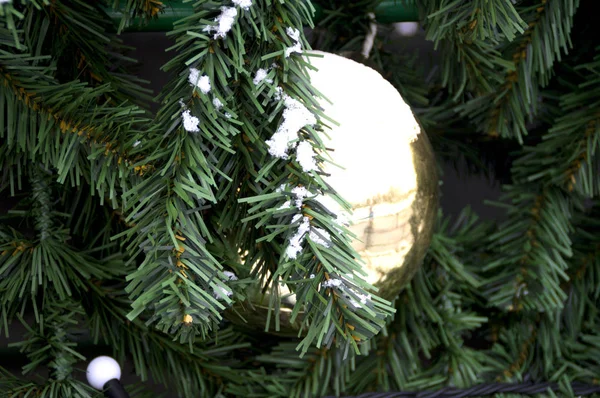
[373,1,419,24]
[110,0,419,32]
[105,1,189,32]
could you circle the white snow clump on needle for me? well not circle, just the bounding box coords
[285,27,302,57]
[223,271,238,280]
[265,96,316,159]
[182,110,200,132]
[295,141,317,172]
[286,215,311,259]
[188,68,211,94]
[232,0,252,10]
[203,7,238,40]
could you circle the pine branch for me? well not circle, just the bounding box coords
[116,1,253,341]
[234,210,491,397]
[470,0,580,142]
[120,181,232,341]
[0,169,113,303]
[37,0,154,106]
[484,187,574,313]
[82,277,250,397]
[510,47,600,195]
[421,0,580,143]
[479,46,596,317]
[230,1,394,354]
[0,169,127,335]
[2,373,95,397]
[0,50,153,206]
[111,0,164,34]
[1,0,160,214]
[0,0,48,49]
[2,0,152,107]
[472,44,600,389]
[357,211,488,392]
[419,0,520,100]
[115,0,396,351]
[552,204,600,384]
[0,171,246,397]
[421,0,526,44]
[233,344,344,398]
[5,292,98,397]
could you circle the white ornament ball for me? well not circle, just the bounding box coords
[86,355,122,390]
[227,51,438,334]
[304,51,437,300]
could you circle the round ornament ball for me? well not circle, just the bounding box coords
[86,355,122,390]
[229,51,438,334]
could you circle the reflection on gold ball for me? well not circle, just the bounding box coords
[227,51,438,335]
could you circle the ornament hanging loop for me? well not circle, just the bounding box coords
[361,12,377,60]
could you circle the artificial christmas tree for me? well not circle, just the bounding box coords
[1,0,600,397]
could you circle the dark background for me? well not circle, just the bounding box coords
[1,26,504,395]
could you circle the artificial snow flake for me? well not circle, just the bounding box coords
[286,27,301,42]
[350,293,372,308]
[277,200,292,210]
[265,129,296,158]
[188,68,211,94]
[281,186,330,258]
[182,110,200,132]
[284,27,302,58]
[276,184,287,193]
[266,96,316,158]
[283,96,316,128]
[213,285,233,298]
[285,245,302,260]
[203,7,238,39]
[188,68,200,87]
[315,194,351,227]
[225,112,232,119]
[290,213,302,224]
[213,97,224,109]
[286,215,310,259]
[322,278,343,288]
[296,140,317,172]
[285,42,302,58]
[309,227,331,248]
[197,76,211,94]
[273,87,284,101]
[223,271,238,280]
[291,186,310,209]
[232,0,252,10]
[310,274,315,279]
[253,68,273,85]
[335,212,351,227]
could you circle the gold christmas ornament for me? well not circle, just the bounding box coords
[228,51,438,334]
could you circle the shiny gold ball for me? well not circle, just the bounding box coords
[228,51,438,335]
